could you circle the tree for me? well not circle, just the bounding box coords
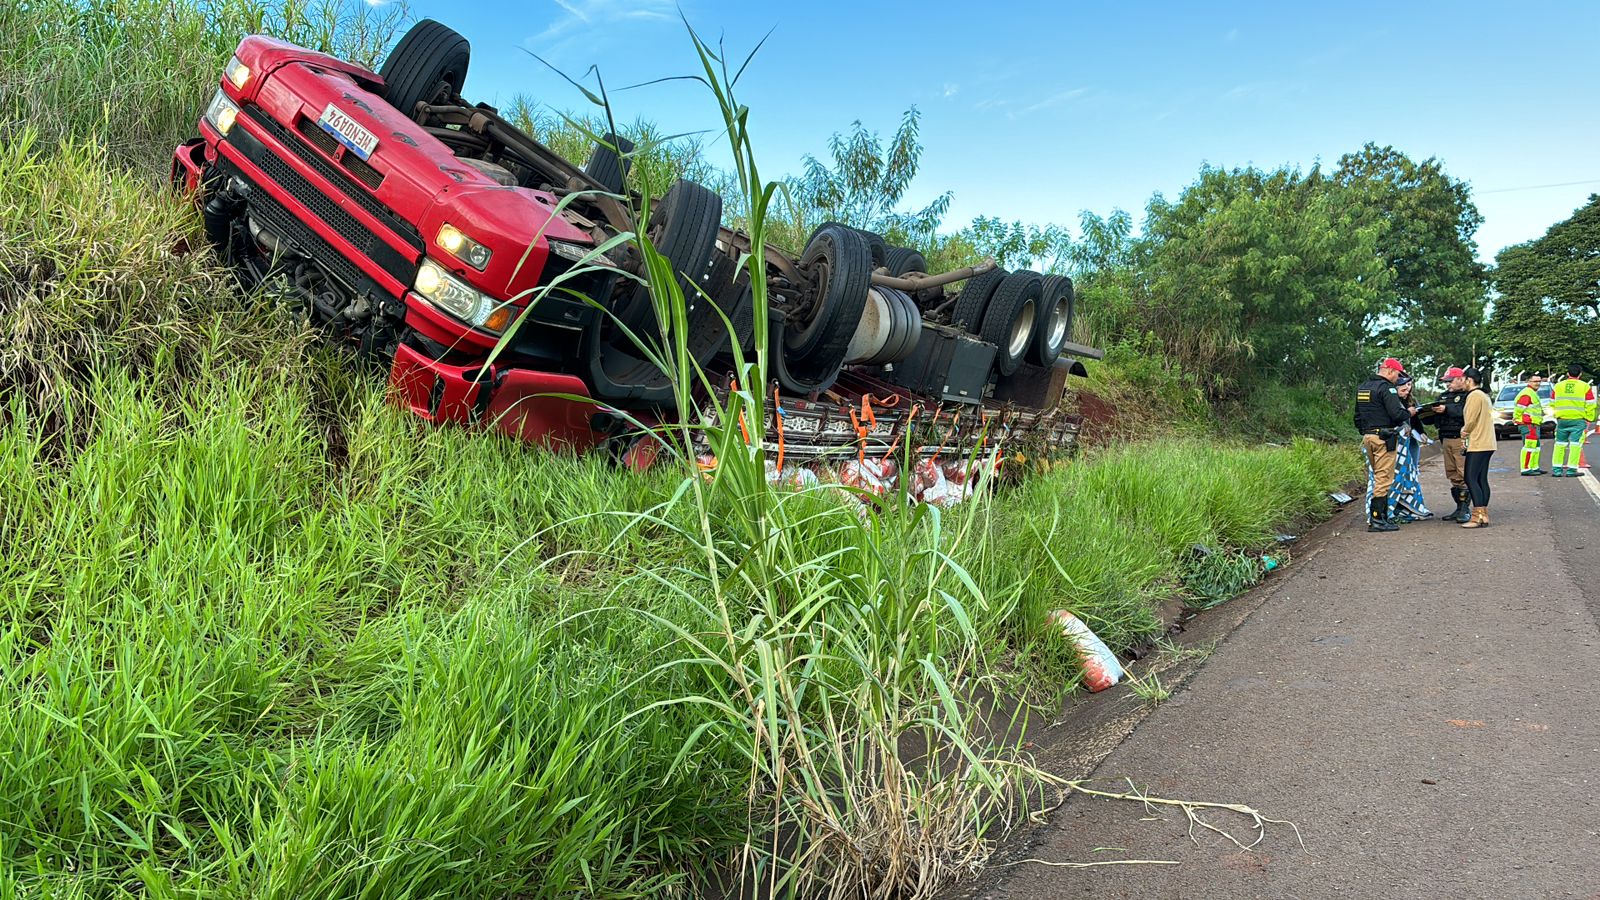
[951,217,1073,272]
[1490,194,1600,373]
[1333,144,1489,370]
[784,106,951,247]
[1135,165,1391,395]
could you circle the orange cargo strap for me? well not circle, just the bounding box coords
[883,405,921,461]
[731,379,751,445]
[882,403,919,463]
[773,386,786,472]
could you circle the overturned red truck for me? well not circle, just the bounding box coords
[172,20,1097,491]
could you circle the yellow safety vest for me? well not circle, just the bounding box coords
[1514,387,1543,425]
[1551,377,1596,421]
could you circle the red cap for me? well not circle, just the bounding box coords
[1444,366,1466,379]
[1381,357,1406,374]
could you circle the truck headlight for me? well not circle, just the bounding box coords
[205,89,240,136]
[547,239,615,267]
[225,56,251,90]
[436,223,492,271]
[415,259,513,332]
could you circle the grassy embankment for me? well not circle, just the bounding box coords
[0,1,1361,896]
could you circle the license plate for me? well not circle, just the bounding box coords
[317,103,378,160]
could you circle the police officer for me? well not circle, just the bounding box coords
[1421,366,1471,521]
[1354,358,1411,532]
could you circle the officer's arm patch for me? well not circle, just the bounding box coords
[1357,391,1371,401]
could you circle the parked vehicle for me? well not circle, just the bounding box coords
[171,20,1094,467]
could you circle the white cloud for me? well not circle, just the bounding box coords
[532,0,676,43]
[1018,87,1087,115]
[942,83,959,98]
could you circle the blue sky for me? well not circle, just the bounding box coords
[406,0,1600,262]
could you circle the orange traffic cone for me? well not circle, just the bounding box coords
[1581,430,1591,469]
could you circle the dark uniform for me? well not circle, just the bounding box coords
[1354,375,1410,531]
[1427,389,1470,520]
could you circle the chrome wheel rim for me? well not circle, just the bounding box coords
[1046,297,1069,349]
[1009,299,1036,358]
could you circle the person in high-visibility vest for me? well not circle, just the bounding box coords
[1514,374,1546,476]
[1550,363,1597,477]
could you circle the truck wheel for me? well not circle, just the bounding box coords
[884,246,927,277]
[614,179,723,340]
[857,229,890,269]
[807,222,887,269]
[1030,274,1075,366]
[585,132,634,195]
[381,20,471,116]
[949,268,1006,333]
[787,224,871,366]
[982,271,1041,377]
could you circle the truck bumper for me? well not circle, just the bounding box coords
[171,137,210,194]
[387,342,607,451]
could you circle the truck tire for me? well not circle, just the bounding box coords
[1030,274,1075,366]
[585,132,634,195]
[982,271,1041,377]
[613,179,723,341]
[857,229,890,269]
[949,268,1006,333]
[380,20,471,117]
[807,222,888,269]
[884,246,927,277]
[787,224,871,366]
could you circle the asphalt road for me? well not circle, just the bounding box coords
[965,435,1600,900]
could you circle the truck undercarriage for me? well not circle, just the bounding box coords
[171,21,1097,479]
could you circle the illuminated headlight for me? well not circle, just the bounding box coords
[415,259,513,332]
[436,223,492,271]
[547,239,615,267]
[224,56,251,90]
[205,89,240,136]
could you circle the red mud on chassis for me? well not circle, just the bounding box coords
[172,21,1097,480]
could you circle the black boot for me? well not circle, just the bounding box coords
[1442,488,1471,523]
[1367,496,1399,532]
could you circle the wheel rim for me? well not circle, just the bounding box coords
[1009,299,1036,358]
[788,247,833,350]
[1046,296,1069,350]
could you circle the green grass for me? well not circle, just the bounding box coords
[0,1,1364,895]
[0,0,407,172]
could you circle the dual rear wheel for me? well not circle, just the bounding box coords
[952,269,1075,371]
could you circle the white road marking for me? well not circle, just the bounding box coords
[1579,436,1600,510]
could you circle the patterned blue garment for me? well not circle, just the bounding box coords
[1362,421,1433,523]
[1388,422,1432,522]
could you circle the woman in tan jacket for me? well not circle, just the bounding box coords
[1459,367,1496,528]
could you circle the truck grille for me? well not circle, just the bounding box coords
[227,163,366,293]
[226,122,417,289]
[294,116,384,190]
[243,106,421,252]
